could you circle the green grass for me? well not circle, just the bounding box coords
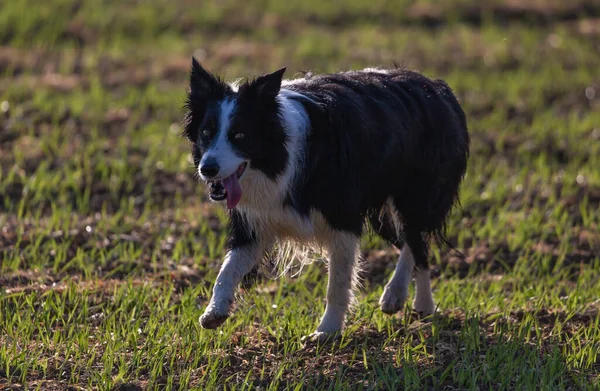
[1,0,599,389]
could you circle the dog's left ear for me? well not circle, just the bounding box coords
[247,67,286,99]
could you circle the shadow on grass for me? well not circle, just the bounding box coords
[234,310,595,390]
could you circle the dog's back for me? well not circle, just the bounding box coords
[280,68,470,243]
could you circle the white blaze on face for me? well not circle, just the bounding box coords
[198,98,244,180]
[198,97,247,209]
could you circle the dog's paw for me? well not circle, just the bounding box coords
[412,296,435,316]
[301,330,340,343]
[199,301,231,329]
[379,284,408,315]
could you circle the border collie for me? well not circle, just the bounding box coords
[183,59,469,340]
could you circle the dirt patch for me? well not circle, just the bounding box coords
[0,46,189,86]
[2,199,598,290]
[575,17,600,37]
[360,218,599,285]
[439,236,598,280]
[0,208,220,285]
[405,1,600,28]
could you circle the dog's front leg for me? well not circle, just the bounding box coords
[310,232,359,341]
[200,214,269,329]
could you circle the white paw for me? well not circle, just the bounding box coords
[413,295,435,315]
[379,284,408,314]
[199,299,231,329]
[301,330,340,343]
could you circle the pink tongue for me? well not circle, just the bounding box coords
[221,173,242,209]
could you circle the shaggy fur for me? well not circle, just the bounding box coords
[183,59,469,339]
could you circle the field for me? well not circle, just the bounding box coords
[1,0,599,389]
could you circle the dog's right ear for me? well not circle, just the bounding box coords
[241,67,286,101]
[190,57,223,99]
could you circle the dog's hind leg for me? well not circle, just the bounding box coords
[310,231,359,341]
[406,230,434,315]
[379,244,414,314]
[367,208,414,314]
[413,264,434,315]
[375,217,435,315]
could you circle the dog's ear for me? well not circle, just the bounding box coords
[246,67,286,99]
[190,57,223,99]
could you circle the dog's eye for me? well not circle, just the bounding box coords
[202,129,211,136]
[234,133,244,140]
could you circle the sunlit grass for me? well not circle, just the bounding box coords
[1,0,599,389]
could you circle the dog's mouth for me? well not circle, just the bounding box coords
[207,162,247,209]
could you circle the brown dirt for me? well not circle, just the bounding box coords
[404,1,600,27]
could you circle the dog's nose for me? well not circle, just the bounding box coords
[200,159,220,178]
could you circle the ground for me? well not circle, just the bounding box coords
[0,0,599,390]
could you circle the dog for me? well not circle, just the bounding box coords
[183,59,469,340]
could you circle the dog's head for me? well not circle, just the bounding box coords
[183,59,289,209]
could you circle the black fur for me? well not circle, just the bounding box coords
[280,69,470,269]
[227,209,257,249]
[184,64,469,272]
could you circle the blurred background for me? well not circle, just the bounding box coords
[1,0,598,276]
[0,0,599,389]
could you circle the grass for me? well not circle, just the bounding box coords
[0,0,599,389]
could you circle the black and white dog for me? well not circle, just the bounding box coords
[183,59,469,340]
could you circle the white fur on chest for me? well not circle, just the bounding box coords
[239,204,331,245]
